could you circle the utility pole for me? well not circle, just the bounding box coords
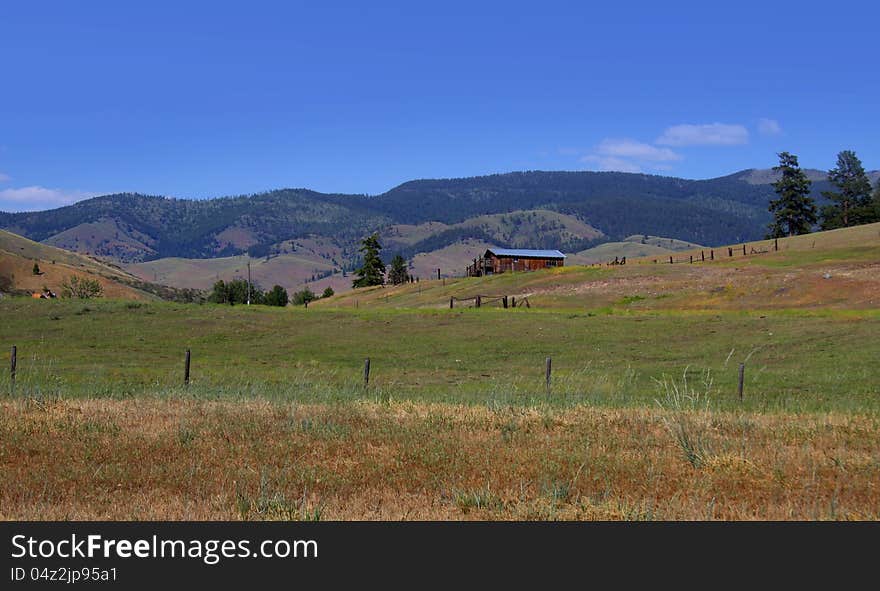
[247,260,252,305]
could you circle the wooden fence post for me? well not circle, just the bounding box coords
[669,256,673,264]
[689,255,693,264]
[545,357,552,395]
[10,345,16,392]
[710,250,714,261]
[437,268,441,280]
[184,348,191,386]
[774,238,779,251]
[475,295,481,308]
[701,251,705,262]
[510,296,516,308]
[728,247,733,257]
[450,297,454,309]
[742,244,747,255]
[363,358,371,389]
[737,363,745,402]
[502,296,508,309]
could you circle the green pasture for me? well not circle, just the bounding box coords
[1,298,877,413]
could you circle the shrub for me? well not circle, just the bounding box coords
[292,288,317,306]
[264,285,289,307]
[322,287,335,298]
[61,275,103,299]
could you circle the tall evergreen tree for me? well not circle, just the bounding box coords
[352,233,386,288]
[820,150,873,229]
[387,254,409,285]
[767,152,817,238]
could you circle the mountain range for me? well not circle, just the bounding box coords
[2,167,877,294]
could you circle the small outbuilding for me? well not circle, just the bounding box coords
[466,248,565,277]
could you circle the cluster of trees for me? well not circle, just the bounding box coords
[289,286,335,305]
[768,150,880,238]
[208,279,288,306]
[352,233,413,288]
[208,278,337,307]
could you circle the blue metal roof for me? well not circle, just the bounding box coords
[486,248,566,259]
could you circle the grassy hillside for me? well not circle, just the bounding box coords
[567,235,704,265]
[568,242,674,265]
[322,222,880,311]
[0,230,165,300]
[128,252,335,292]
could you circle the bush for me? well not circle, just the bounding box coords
[322,287,335,298]
[61,275,103,299]
[291,288,317,306]
[264,285,289,307]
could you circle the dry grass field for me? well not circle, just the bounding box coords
[2,398,877,520]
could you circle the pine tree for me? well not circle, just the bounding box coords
[820,150,873,229]
[387,254,409,285]
[767,152,817,238]
[352,233,386,288]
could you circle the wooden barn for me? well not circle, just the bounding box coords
[466,248,565,277]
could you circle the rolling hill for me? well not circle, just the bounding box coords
[2,167,877,296]
[319,222,880,312]
[567,234,704,265]
[0,230,180,300]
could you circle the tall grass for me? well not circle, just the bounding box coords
[654,367,714,468]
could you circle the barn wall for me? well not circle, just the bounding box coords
[486,255,563,273]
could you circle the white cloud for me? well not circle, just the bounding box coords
[0,172,10,183]
[596,138,681,162]
[0,186,98,212]
[758,118,782,136]
[656,123,749,146]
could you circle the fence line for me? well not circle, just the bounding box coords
[631,238,779,266]
[4,344,749,401]
[449,295,529,309]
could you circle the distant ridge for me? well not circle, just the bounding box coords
[1,167,877,296]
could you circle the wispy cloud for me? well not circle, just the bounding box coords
[0,186,98,212]
[656,123,749,146]
[757,118,782,136]
[595,138,681,162]
[581,155,643,173]
[581,138,681,173]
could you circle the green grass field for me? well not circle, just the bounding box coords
[2,299,877,413]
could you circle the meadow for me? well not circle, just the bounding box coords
[1,300,878,413]
[1,224,879,520]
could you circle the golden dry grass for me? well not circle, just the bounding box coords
[2,399,877,520]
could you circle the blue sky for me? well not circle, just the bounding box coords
[1,1,878,211]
